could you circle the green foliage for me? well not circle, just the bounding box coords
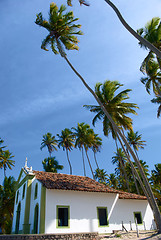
[35,2,83,56]
[40,132,58,156]
[42,157,63,173]
[0,176,17,234]
[94,168,108,184]
[84,80,138,139]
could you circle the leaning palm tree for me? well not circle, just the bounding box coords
[66,0,161,59]
[84,80,138,138]
[57,128,75,175]
[0,150,15,178]
[40,132,58,157]
[36,3,161,231]
[42,157,64,173]
[137,17,161,71]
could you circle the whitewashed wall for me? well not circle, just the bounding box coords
[45,189,155,234]
[12,179,27,233]
[29,178,42,233]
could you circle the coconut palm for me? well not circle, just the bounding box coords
[94,168,108,184]
[107,173,119,189]
[72,123,95,178]
[137,17,161,71]
[140,60,161,96]
[36,3,161,231]
[84,80,138,139]
[150,164,161,212]
[151,94,161,118]
[40,132,58,157]
[0,150,15,178]
[91,134,102,169]
[57,128,75,174]
[127,129,146,159]
[42,157,64,173]
[112,148,130,192]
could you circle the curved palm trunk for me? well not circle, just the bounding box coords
[63,55,161,232]
[93,151,99,169]
[84,147,95,179]
[103,0,161,59]
[66,149,72,175]
[81,147,86,176]
[115,140,130,192]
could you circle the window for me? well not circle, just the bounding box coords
[56,206,70,228]
[16,190,19,204]
[33,204,39,234]
[97,207,109,227]
[34,183,38,199]
[22,184,26,199]
[134,212,143,225]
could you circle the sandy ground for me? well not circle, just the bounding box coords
[99,230,161,240]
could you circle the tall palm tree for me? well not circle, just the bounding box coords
[57,128,75,174]
[0,150,15,178]
[127,129,146,159]
[36,3,161,231]
[112,148,130,192]
[107,173,119,189]
[40,132,58,157]
[137,17,161,71]
[84,80,138,138]
[42,157,64,173]
[91,134,102,169]
[72,123,95,178]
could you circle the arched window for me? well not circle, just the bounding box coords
[22,184,26,199]
[33,204,39,234]
[34,183,38,199]
[15,202,21,234]
[16,190,19,204]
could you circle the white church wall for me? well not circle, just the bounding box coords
[45,189,155,234]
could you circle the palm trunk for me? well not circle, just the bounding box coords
[115,140,130,192]
[126,148,140,195]
[93,151,99,169]
[81,147,86,176]
[66,149,72,175]
[103,0,161,59]
[63,55,161,232]
[84,147,95,179]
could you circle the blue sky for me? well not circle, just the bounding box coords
[0,0,161,184]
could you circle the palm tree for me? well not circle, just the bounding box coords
[91,134,102,169]
[0,176,16,234]
[40,132,58,157]
[112,148,130,192]
[36,3,161,231]
[42,157,64,173]
[107,173,119,189]
[140,60,161,96]
[127,129,146,159]
[150,164,161,212]
[57,128,75,174]
[151,94,161,118]
[72,123,95,178]
[84,80,138,138]
[94,168,108,184]
[0,150,15,178]
[137,17,161,71]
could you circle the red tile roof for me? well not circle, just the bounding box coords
[33,171,146,200]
